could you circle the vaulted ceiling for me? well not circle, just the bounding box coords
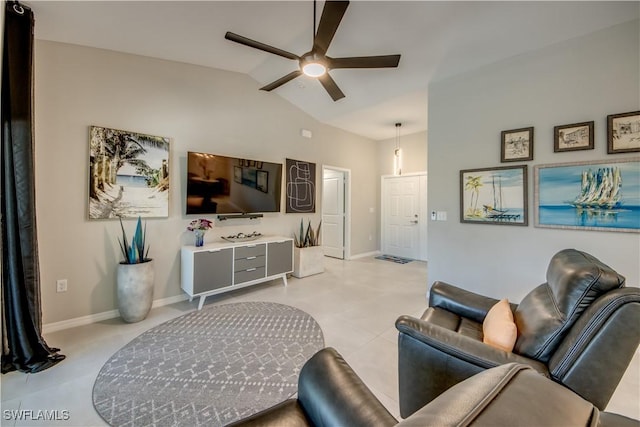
[27,1,639,140]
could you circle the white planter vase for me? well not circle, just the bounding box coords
[293,246,325,278]
[117,260,154,323]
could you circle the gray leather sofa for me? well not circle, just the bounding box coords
[396,248,640,417]
[228,347,637,426]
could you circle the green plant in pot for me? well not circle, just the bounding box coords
[118,216,151,264]
[294,219,322,248]
[117,216,154,323]
[292,219,324,278]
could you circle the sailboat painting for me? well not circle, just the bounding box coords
[460,165,528,226]
[535,158,640,232]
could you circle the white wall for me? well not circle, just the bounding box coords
[377,130,428,177]
[427,19,640,302]
[34,41,379,324]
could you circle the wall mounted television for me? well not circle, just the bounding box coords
[186,151,283,215]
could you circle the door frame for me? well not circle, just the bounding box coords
[380,172,428,261]
[322,165,351,260]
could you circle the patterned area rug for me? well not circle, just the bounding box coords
[93,302,324,427]
[375,254,414,264]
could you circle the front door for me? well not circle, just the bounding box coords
[382,174,427,260]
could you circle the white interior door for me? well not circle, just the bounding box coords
[322,168,346,259]
[382,174,427,260]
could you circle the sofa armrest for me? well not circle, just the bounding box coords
[397,363,601,427]
[396,315,548,371]
[298,347,397,427]
[429,281,511,323]
[227,400,311,427]
[396,315,548,417]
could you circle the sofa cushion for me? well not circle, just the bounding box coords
[422,307,483,340]
[483,299,517,352]
[514,249,625,362]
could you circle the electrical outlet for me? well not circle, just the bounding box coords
[431,211,437,220]
[56,279,68,293]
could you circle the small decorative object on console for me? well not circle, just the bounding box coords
[221,231,262,242]
[187,218,213,247]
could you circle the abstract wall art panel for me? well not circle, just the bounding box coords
[285,158,316,213]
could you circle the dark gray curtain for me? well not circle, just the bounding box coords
[1,1,64,373]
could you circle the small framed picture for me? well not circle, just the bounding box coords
[608,111,640,154]
[233,166,242,184]
[501,127,533,162]
[256,170,268,193]
[554,121,594,152]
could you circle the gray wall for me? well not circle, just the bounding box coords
[427,19,640,302]
[35,41,379,324]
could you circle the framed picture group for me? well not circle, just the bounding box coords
[499,110,639,164]
[462,110,640,233]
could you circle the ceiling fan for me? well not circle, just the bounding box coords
[224,0,401,101]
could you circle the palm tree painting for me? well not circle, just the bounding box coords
[89,126,170,219]
[460,165,528,226]
[464,175,483,217]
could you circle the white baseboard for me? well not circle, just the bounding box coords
[349,250,382,260]
[42,294,188,334]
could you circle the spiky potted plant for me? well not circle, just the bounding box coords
[292,219,324,278]
[116,216,154,323]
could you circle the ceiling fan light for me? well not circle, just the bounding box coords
[302,62,327,77]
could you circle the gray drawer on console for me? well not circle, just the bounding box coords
[235,244,266,259]
[235,256,265,272]
[234,266,265,284]
[193,248,233,294]
[267,241,293,276]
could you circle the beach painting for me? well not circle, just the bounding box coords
[89,126,170,219]
[535,158,640,232]
[460,165,528,226]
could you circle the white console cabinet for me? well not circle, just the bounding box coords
[181,236,293,309]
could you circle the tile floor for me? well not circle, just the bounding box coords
[1,256,638,426]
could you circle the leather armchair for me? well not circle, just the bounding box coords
[228,347,637,426]
[396,248,640,418]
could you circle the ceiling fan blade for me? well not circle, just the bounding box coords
[318,73,345,101]
[260,70,303,92]
[313,1,349,55]
[329,54,401,69]
[225,32,299,61]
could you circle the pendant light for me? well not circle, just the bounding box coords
[394,122,403,176]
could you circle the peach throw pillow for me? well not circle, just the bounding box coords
[483,298,517,352]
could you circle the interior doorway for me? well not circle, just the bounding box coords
[322,166,350,259]
[381,173,428,261]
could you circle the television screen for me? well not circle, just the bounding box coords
[186,152,282,214]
